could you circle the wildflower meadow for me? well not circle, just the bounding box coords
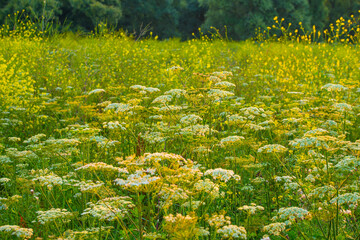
[1,13,360,240]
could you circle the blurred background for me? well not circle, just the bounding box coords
[0,0,359,40]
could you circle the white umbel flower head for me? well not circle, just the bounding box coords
[0,225,33,239]
[258,144,288,153]
[217,225,247,239]
[82,197,134,221]
[34,208,75,224]
[204,168,241,182]
[321,83,347,92]
[88,89,105,95]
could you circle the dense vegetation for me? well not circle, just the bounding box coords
[0,0,359,39]
[0,12,360,239]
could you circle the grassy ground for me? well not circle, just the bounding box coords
[1,17,360,239]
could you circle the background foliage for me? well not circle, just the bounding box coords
[0,0,359,40]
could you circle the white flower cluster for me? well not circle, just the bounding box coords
[321,83,348,92]
[287,91,303,95]
[180,114,203,125]
[181,200,204,209]
[282,117,303,124]
[97,100,111,107]
[321,120,337,129]
[207,213,231,229]
[33,173,63,190]
[220,135,244,147]
[309,185,336,199]
[158,185,189,208]
[289,137,328,149]
[89,136,119,148]
[0,155,11,164]
[216,225,247,239]
[247,123,266,131]
[158,105,183,112]
[88,89,105,95]
[208,89,234,100]
[272,207,310,225]
[238,203,264,215]
[75,162,128,173]
[211,71,233,79]
[35,208,75,224]
[307,150,324,159]
[114,169,160,189]
[304,128,329,137]
[164,88,187,97]
[304,173,317,182]
[144,87,161,93]
[180,124,215,136]
[149,114,163,120]
[143,232,164,239]
[192,146,212,155]
[130,85,146,91]
[228,114,247,125]
[194,179,220,198]
[215,81,236,89]
[44,138,81,146]
[274,176,299,190]
[130,85,160,94]
[166,66,184,71]
[0,225,33,239]
[330,192,360,208]
[82,197,134,221]
[60,226,113,240]
[5,148,38,160]
[140,131,165,144]
[209,76,222,83]
[164,213,191,223]
[72,180,105,193]
[274,176,293,183]
[263,222,286,236]
[333,103,352,112]
[104,103,133,113]
[115,103,133,113]
[334,156,360,172]
[240,107,266,119]
[23,133,46,144]
[8,137,21,142]
[152,95,173,104]
[102,121,126,130]
[0,178,10,185]
[103,103,123,111]
[204,168,241,182]
[143,152,187,166]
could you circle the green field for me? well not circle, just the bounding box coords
[1,17,360,239]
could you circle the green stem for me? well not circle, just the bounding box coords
[12,157,17,194]
[327,220,332,240]
[137,192,144,240]
[274,154,327,238]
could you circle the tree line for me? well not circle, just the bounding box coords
[0,0,359,40]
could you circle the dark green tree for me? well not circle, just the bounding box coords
[178,0,206,39]
[119,0,186,39]
[273,0,311,30]
[308,0,329,30]
[198,0,276,40]
[0,0,122,31]
[0,0,62,24]
[60,0,122,31]
[326,0,360,23]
